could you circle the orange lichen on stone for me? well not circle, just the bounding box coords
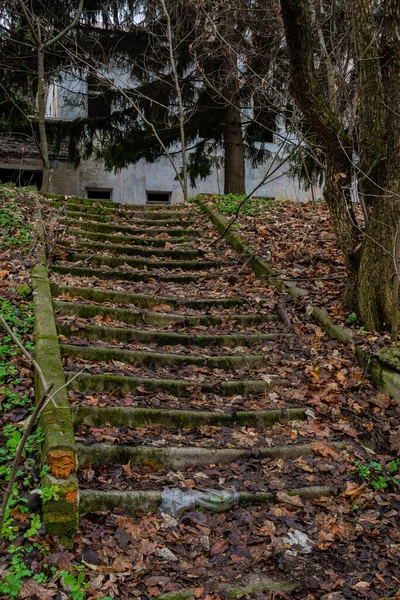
[48,449,76,479]
[66,489,78,504]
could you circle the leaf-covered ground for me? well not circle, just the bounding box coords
[0,189,399,600]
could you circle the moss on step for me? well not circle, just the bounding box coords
[63,210,195,226]
[66,232,165,246]
[65,371,283,396]
[60,218,197,237]
[40,474,79,546]
[42,193,113,206]
[79,485,332,515]
[355,345,400,404]
[79,489,162,514]
[31,259,78,540]
[158,578,296,600]
[61,343,265,370]
[57,322,286,347]
[52,264,201,283]
[73,405,306,428]
[54,299,276,327]
[76,441,348,469]
[62,251,219,271]
[59,239,202,259]
[51,284,245,309]
[42,194,184,210]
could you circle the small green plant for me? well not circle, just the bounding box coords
[346,312,357,325]
[354,459,400,491]
[40,485,60,504]
[208,193,276,216]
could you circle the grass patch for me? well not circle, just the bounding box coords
[199,193,276,216]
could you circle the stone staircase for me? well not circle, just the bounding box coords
[40,196,357,595]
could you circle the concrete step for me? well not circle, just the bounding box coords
[58,239,203,259]
[61,218,198,236]
[59,251,221,272]
[73,405,306,428]
[51,284,250,309]
[52,264,201,283]
[65,371,286,396]
[54,299,278,327]
[57,322,289,347]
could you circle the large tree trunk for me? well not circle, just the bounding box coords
[222,41,245,195]
[347,0,386,209]
[37,47,51,193]
[357,0,400,330]
[224,101,246,194]
[280,0,361,307]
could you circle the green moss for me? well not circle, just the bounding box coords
[60,343,264,370]
[60,218,197,237]
[51,284,245,309]
[53,264,200,283]
[63,251,219,271]
[65,371,279,396]
[60,240,201,259]
[57,322,284,347]
[73,406,306,428]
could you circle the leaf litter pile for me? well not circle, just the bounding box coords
[0,190,399,600]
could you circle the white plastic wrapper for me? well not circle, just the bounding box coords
[160,487,239,517]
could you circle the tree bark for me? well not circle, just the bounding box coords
[37,46,51,192]
[224,100,246,195]
[357,0,400,330]
[347,0,386,208]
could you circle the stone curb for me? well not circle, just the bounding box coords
[32,204,79,543]
[195,197,400,403]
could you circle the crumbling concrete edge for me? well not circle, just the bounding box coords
[32,201,79,543]
[195,197,400,403]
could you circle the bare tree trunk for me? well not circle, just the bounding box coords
[347,0,386,209]
[160,0,188,201]
[224,102,246,195]
[357,0,400,330]
[280,0,361,307]
[37,45,51,192]
[223,52,245,195]
[307,0,337,113]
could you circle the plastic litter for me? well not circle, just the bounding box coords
[282,529,313,555]
[160,487,239,517]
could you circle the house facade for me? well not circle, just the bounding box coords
[0,73,321,204]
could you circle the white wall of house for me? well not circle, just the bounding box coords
[46,73,321,204]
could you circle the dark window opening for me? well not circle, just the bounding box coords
[87,75,111,119]
[146,192,171,205]
[0,168,42,188]
[87,188,112,200]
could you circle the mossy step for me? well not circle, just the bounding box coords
[159,577,296,600]
[63,210,195,226]
[77,441,347,468]
[79,485,332,514]
[65,371,285,396]
[43,200,189,220]
[59,240,203,259]
[57,322,288,347]
[52,264,201,284]
[43,195,185,210]
[61,219,198,237]
[42,193,114,207]
[54,299,278,327]
[73,406,305,428]
[51,284,247,309]
[65,231,189,246]
[60,344,266,370]
[61,252,220,272]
